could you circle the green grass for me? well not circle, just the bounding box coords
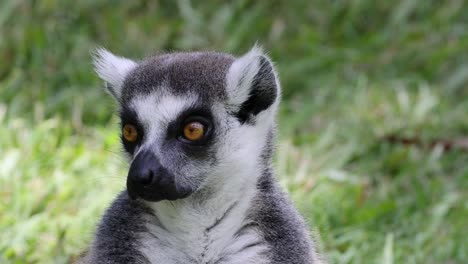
[0,1,467,263]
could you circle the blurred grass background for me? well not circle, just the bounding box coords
[0,0,467,263]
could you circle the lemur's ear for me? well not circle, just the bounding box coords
[92,48,137,101]
[226,46,280,123]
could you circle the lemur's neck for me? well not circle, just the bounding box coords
[138,166,272,264]
[144,163,265,237]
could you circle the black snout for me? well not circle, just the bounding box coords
[127,150,192,202]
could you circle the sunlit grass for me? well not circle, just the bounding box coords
[0,0,467,263]
[277,81,467,263]
[0,115,123,262]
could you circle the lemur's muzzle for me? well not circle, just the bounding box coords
[126,149,191,202]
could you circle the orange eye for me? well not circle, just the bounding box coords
[123,124,138,142]
[183,122,205,141]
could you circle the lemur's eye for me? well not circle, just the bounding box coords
[123,124,138,142]
[183,122,205,141]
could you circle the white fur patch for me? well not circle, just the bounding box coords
[130,92,197,147]
[226,46,264,110]
[93,48,137,99]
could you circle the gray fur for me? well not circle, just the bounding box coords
[121,52,234,103]
[83,192,151,263]
[82,48,325,263]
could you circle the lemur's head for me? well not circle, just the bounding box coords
[93,47,280,202]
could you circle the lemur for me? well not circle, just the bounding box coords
[80,46,325,263]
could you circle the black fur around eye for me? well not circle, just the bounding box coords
[120,125,143,155]
[119,108,144,154]
[177,116,213,145]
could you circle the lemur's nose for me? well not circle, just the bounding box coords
[127,150,158,198]
[129,156,154,185]
[126,149,192,202]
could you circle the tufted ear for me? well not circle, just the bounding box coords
[226,46,280,123]
[92,48,137,101]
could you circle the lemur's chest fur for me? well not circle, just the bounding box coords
[138,195,269,264]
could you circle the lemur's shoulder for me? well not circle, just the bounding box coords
[251,172,323,264]
[85,192,151,263]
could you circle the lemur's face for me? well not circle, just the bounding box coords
[94,47,279,202]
